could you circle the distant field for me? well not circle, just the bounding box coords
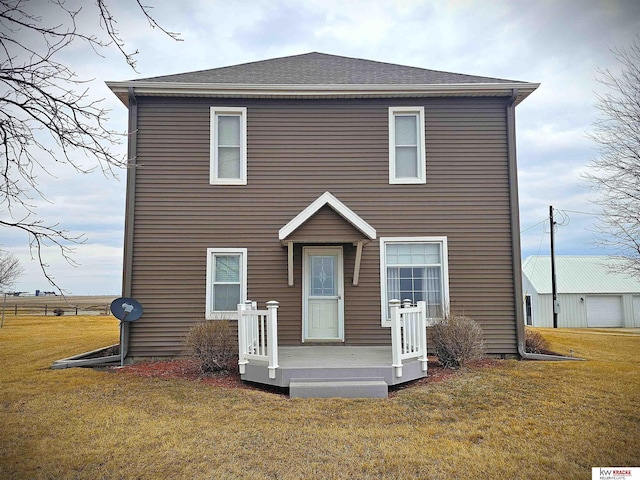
[1,295,117,316]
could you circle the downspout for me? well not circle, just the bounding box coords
[120,86,138,365]
[506,89,581,361]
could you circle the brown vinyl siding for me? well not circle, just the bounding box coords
[286,206,367,243]
[128,96,517,356]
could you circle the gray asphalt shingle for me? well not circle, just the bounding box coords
[133,52,520,85]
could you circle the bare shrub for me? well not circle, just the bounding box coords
[184,320,236,374]
[525,328,549,354]
[432,314,486,369]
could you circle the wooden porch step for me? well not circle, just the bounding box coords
[289,377,388,399]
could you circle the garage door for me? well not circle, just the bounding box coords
[586,296,623,327]
[634,296,640,327]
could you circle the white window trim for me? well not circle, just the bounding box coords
[379,236,449,326]
[388,106,426,185]
[210,107,247,185]
[205,247,248,320]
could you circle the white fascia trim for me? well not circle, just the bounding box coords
[379,236,450,326]
[107,81,540,101]
[278,191,376,241]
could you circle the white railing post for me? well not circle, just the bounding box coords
[237,302,248,374]
[390,299,403,378]
[403,299,412,355]
[266,300,279,379]
[246,300,256,355]
[417,300,428,372]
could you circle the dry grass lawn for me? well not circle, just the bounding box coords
[1,317,638,479]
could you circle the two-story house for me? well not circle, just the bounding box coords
[107,52,538,397]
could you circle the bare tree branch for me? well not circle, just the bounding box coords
[0,0,180,292]
[585,35,640,276]
[0,248,24,291]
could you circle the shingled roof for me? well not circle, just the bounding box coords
[107,52,538,106]
[134,52,517,85]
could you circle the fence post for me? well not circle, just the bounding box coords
[390,299,403,378]
[75,307,78,315]
[417,301,428,372]
[266,300,280,380]
[237,302,248,374]
[15,305,18,315]
[44,305,48,316]
[1,293,6,328]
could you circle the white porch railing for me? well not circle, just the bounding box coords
[237,300,279,379]
[389,299,428,378]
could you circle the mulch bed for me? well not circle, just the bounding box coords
[112,359,249,389]
[112,357,502,398]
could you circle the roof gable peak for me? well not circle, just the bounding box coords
[279,192,376,241]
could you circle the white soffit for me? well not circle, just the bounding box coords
[278,191,376,241]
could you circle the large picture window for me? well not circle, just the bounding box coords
[380,237,449,325]
[206,248,247,319]
[388,106,426,184]
[210,107,247,185]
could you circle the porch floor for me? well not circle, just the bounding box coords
[240,346,428,392]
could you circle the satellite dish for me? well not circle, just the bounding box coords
[110,297,143,322]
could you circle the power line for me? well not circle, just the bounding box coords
[557,209,596,216]
[521,218,547,233]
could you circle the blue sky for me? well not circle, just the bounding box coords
[2,0,639,295]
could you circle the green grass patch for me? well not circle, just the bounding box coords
[1,318,638,479]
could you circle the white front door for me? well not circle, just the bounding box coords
[303,247,344,341]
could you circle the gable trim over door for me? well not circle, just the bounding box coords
[302,246,345,342]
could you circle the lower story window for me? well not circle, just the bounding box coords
[380,237,449,325]
[206,248,247,319]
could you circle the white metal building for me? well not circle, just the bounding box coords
[522,256,640,328]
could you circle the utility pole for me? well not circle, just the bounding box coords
[549,205,558,328]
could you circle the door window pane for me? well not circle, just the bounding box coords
[311,255,336,296]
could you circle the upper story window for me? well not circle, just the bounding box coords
[388,107,426,184]
[210,107,247,185]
